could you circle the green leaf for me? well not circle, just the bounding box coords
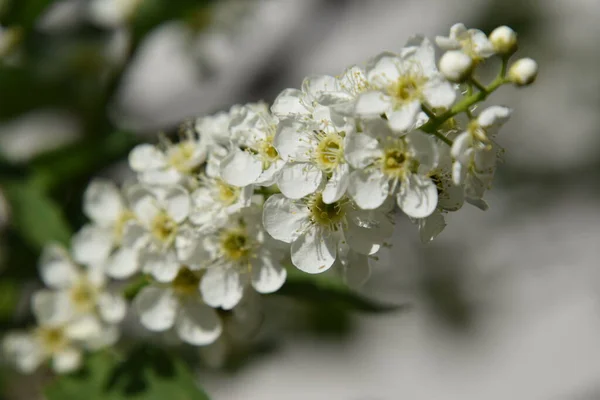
[2,181,71,249]
[1,0,58,30]
[277,268,407,313]
[45,346,210,400]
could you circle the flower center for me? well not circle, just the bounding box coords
[167,141,198,173]
[388,74,427,104]
[151,211,177,244]
[308,193,347,229]
[219,228,252,262]
[216,180,240,206]
[258,135,279,163]
[70,280,98,313]
[171,267,201,296]
[314,132,344,173]
[36,327,68,353]
[381,143,409,179]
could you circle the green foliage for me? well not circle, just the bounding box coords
[279,268,407,313]
[0,0,57,30]
[45,346,210,400]
[2,181,71,249]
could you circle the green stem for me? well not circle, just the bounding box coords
[420,75,507,135]
[432,130,453,146]
[470,77,487,93]
[421,104,437,120]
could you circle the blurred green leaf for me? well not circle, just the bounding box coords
[0,278,19,320]
[45,347,210,400]
[278,268,407,313]
[2,181,71,249]
[0,0,57,30]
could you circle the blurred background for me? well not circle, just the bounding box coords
[1,0,600,399]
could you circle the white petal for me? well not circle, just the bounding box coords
[452,161,466,185]
[450,131,472,164]
[354,91,392,116]
[274,119,315,162]
[262,194,310,243]
[83,179,123,225]
[387,100,421,132]
[127,186,160,226]
[52,347,82,374]
[256,159,285,186]
[302,74,337,101]
[345,132,382,169]
[290,226,337,274]
[220,149,263,187]
[128,144,166,172]
[366,52,401,87]
[106,247,140,279]
[322,163,350,204]
[410,37,437,75]
[271,88,309,117]
[418,211,446,243]
[347,169,389,210]
[121,221,149,249]
[134,286,177,331]
[345,211,394,255]
[477,105,512,128]
[32,290,73,325]
[139,168,182,186]
[277,162,323,199]
[200,267,245,310]
[251,252,287,293]
[398,175,438,218]
[175,299,222,346]
[2,333,43,373]
[71,225,113,266]
[39,244,78,289]
[64,314,102,340]
[164,185,190,223]
[143,250,180,283]
[98,292,127,324]
[435,36,460,51]
[423,76,456,109]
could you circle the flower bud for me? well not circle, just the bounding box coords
[489,26,518,56]
[508,58,538,86]
[439,50,473,83]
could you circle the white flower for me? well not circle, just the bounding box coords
[508,58,538,86]
[36,244,127,329]
[451,106,511,208]
[3,327,83,374]
[133,267,222,346]
[220,103,284,187]
[315,66,370,115]
[438,50,473,83]
[122,185,197,282]
[345,119,439,218]
[355,37,456,132]
[415,143,464,243]
[189,175,252,229]
[197,205,287,310]
[263,192,393,275]
[88,0,143,28]
[128,131,206,186]
[73,179,140,279]
[195,106,239,151]
[489,26,518,56]
[435,23,495,61]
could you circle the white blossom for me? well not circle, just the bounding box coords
[88,0,143,28]
[345,119,439,218]
[435,23,495,61]
[128,131,206,186]
[133,267,222,346]
[263,192,393,275]
[509,58,538,86]
[438,50,473,83]
[354,37,456,132]
[489,25,518,56]
[121,185,199,282]
[197,205,287,310]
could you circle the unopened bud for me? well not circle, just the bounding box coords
[439,50,473,83]
[489,26,518,56]
[508,58,538,86]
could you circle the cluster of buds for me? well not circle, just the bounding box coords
[2,23,537,374]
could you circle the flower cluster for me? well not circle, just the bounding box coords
[2,23,537,374]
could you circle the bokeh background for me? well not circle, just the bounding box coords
[1,0,600,399]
